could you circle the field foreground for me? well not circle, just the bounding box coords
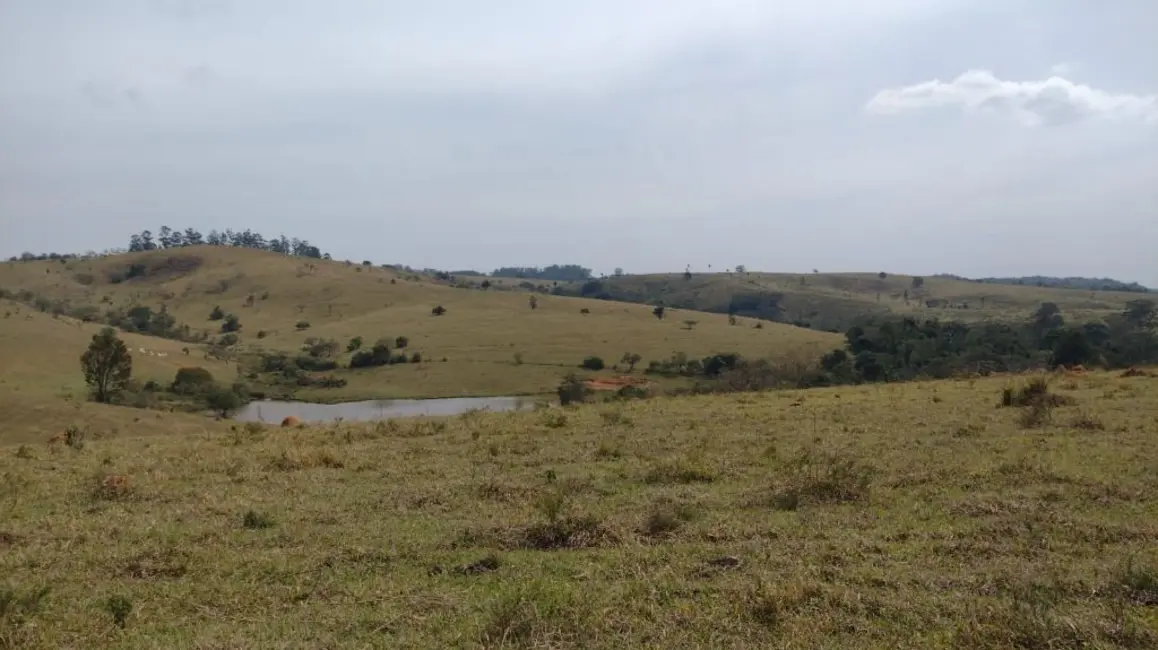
[2,371,1157,648]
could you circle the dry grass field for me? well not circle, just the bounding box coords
[2,370,1156,648]
[0,249,840,409]
[534,270,1144,331]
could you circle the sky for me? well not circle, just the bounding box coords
[1,0,1156,285]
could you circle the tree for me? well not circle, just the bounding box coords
[878,272,887,280]
[620,352,642,372]
[613,267,624,277]
[1050,327,1096,369]
[735,265,746,274]
[1124,300,1156,329]
[652,306,666,320]
[480,279,491,290]
[81,327,132,403]
[205,384,243,417]
[911,277,924,289]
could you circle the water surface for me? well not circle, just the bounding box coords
[232,396,538,424]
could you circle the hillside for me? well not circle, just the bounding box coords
[935,274,1152,294]
[530,271,1143,332]
[0,248,840,440]
[1,370,1156,648]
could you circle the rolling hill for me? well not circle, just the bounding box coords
[0,247,840,441]
[531,270,1144,332]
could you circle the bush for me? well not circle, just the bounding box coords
[302,337,339,358]
[220,314,241,333]
[394,336,409,349]
[580,356,605,371]
[346,336,363,352]
[294,356,339,372]
[256,330,268,339]
[410,352,422,363]
[172,367,214,394]
[557,374,591,406]
[218,332,239,347]
[209,305,224,320]
[431,305,447,316]
[295,320,311,330]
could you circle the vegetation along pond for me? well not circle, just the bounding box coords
[232,396,539,423]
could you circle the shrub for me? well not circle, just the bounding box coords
[557,374,591,406]
[642,499,699,537]
[580,356,605,371]
[410,352,422,363]
[771,449,872,506]
[256,330,268,339]
[172,367,214,394]
[302,337,339,358]
[295,320,310,330]
[346,336,363,352]
[999,377,1074,408]
[220,314,241,333]
[394,336,409,349]
[218,332,239,347]
[431,305,446,316]
[242,509,275,529]
[64,425,86,450]
[105,595,132,629]
[208,305,224,320]
[644,458,714,485]
[389,353,409,365]
[294,356,339,372]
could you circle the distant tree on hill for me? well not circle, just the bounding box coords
[126,226,324,259]
[613,267,624,277]
[652,306,666,320]
[491,264,592,282]
[735,265,746,273]
[81,327,132,403]
[878,272,888,280]
[620,352,642,372]
[1124,299,1156,329]
[911,277,924,289]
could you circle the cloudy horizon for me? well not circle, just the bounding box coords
[2,1,1156,285]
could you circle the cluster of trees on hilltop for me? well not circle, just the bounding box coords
[491,264,593,282]
[817,298,1158,384]
[127,226,325,259]
[933,273,1150,293]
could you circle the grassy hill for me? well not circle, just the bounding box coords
[531,271,1143,332]
[0,248,840,441]
[2,370,1156,648]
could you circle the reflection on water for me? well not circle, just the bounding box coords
[232,396,538,423]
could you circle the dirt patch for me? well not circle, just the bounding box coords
[585,376,651,391]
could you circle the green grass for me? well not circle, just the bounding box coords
[1,370,1156,648]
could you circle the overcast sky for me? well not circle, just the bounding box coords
[1,1,1156,284]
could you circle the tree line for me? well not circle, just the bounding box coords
[127,226,325,258]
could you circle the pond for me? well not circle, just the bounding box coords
[232,396,540,424]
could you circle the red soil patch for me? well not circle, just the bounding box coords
[584,376,651,391]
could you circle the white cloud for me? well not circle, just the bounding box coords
[866,69,1158,126]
